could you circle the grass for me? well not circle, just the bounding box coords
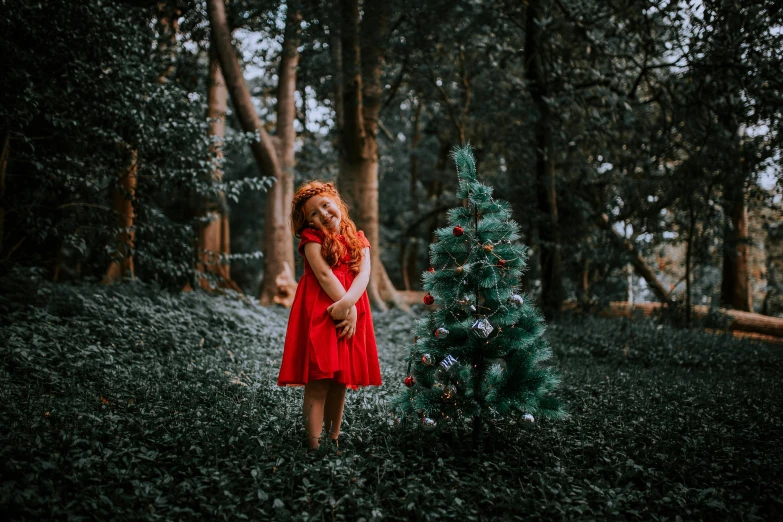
[1,269,782,521]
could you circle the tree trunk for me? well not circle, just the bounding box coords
[524,1,564,318]
[196,54,239,291]
[337,0,401,309]
[155,2,180,83]
[208,0,303,306]
[207,0,282,190]
[594,213,672,303]
[328,0,344,168]
[721,182,752,311]
[402,99,424,290]
[259,3,300,306]
[575,301,783,342]
[0,130,8,253]
[104,6,178,284]
[578,258,590,302]
[103,145,137,283]
[685,199,695,324]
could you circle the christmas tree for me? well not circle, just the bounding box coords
[393,145,565,441]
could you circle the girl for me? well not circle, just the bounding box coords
[277,181,382,449]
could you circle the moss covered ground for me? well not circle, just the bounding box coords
[1,271,781,520]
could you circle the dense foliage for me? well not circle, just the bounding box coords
[1,0,781,312]
[0,0,267,287]
[2,271,781,520]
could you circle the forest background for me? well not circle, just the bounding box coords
[1,0,782,318]
[2,1,783,519]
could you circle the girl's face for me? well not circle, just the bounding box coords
[304,193,342,233]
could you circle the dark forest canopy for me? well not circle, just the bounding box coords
[1,0,781,316]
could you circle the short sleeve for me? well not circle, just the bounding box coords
[298,227,325,257]
[357,230,371,249]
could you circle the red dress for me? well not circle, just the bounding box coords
[277,228,382,390]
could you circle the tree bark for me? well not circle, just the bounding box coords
[103,145,137,283]
[524,1,564,318]
[196,54,240,292]
[401,99,424,291]
[207,0,282,191]
[575,301,783,342]
[259,3,300,305]
[0,130,8,253]
[337,0,401,309]
[104,5,178,284]
[721,180,752,311]
[594,213,671,303]
[208,0,301,306]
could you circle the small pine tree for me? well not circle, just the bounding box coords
[393,145,565,441]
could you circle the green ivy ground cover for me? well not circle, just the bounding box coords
[1,271,782,521]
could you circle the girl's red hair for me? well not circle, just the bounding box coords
[290,181,365,274]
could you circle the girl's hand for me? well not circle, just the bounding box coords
[327,299,352,322]
[335,305,358,339]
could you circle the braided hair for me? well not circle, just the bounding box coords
[290,181,365,274]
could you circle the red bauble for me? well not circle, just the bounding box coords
[404,375,416,387]
[497,259,507,267]
[452,225,464,237]
[423,293,435,305]
[427,267,435,273]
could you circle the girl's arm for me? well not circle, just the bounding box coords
[327,247,371,318]
[304,242,347,303]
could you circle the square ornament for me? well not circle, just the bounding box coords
[470,317,494,338]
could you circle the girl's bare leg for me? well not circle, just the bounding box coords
[303,379,331,449]
[323,381,347,441]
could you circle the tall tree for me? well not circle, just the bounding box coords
[103,4,179,284]
[207,0,300,305]
[0,130,9,255]
[524,1,564,317]
[259,2,301,305]
[196,54,240,291]
[102,144,139,283]
[336,0,400,309]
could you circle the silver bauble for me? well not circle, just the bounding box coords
[421,417,438,431]
[510,294,525,307]
[435,327,449,338]
[421,353,434,366]
[522,413,535,423]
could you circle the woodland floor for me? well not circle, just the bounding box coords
[1,269,782,521]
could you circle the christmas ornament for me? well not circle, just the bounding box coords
[455,266,464,275]
[468,304,477,312]
[483,243,494,252]
[452,225,464,237]
[522,413,535,423]
[423,293,435,305]
[470,317,494,338]
[388,416,403,431]
[510,294,525,307]
[435,327,449,338]
[421,353,434,366]
[421,417,438,431]
[497,259,507,267]
[427,267,435,273]
[404,375,416,387]
[440,354,458,370]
